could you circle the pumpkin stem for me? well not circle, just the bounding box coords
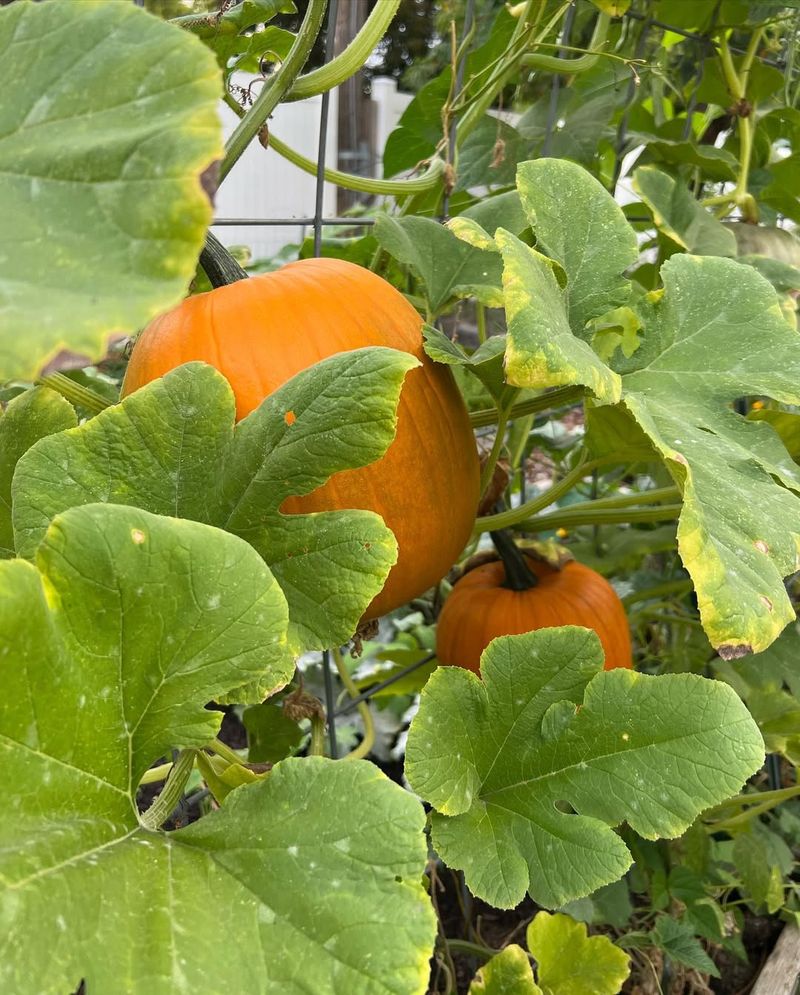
[199,231,249,288]
[490,529,538,591]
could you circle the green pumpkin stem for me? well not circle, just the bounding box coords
[490,529,539,591]
[199,231,249,288]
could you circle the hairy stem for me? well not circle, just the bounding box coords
[36,373,113,415]
[478,402,513,498]
[288,0,402,101]
[469,385,584,428]
[267,131,445,195]
[522,12,610,72]
[199,230,248,287]
[140,750,196,830]
[517,502,683,534]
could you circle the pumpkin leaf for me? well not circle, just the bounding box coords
[468,946,541,995]
[733,829,788,912]
[737,254,800,294]
[496,229,622,403]
[622,254,800,656]
[527,911,630,995]
[647,915,720,977]
[0,503,290,796]
[0,503,434,994]
[423,326,510,405]
[643,139,738,182]
[405,627,763,909]
[178,0,296,73]
[0,387,76,558]
[633,166,737,256]
[516,159,639,338]
[0,1,222,381]
[460,189,529,237]
[373,215,504,316]
[243,701,305,764]
[456,117,525,191]
[13,350,416,653]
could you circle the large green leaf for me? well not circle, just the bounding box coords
[0,387,76,557]
[0,503,291,795]
[373,215,504,316]
[14,351,415,652]
[0,508,434,991]
[621,254,800,656]
[517,159,639,337]
[527,912,630,995]
[405,628,763,909]
[0,1,223,381]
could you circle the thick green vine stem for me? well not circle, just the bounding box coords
[267,131,445,195]
[469,385,584,428]
[519,502,682,534]
[703,783,800,820]
[207,738,246,766]
[705,783,800,832]
[475,453,596,534]
[140,749,197,831]
[491,529,538,591]
[222,90,444,196]
[200,230,249,288]
[521,12,610,73]
[287,0,402,101]
[36,372,113,415]
[218,0,328,185]
[586,485,681,511]
[445,939,502,962]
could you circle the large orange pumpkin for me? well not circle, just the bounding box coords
[122,257,480,619]
[436,537,633,673]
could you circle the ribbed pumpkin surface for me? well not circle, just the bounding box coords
[122,257,480,619]
[436,555,633,673]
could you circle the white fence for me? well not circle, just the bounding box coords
[213,77,412,262]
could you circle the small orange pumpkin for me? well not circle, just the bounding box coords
[122,257,480,619]
[436,533,633,672]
